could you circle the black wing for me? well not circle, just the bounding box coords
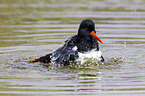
[31,36,78,64]
[51,36,79,65]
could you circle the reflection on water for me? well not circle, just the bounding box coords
[0,0,145,96]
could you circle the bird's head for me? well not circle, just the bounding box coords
[78,19,104,44]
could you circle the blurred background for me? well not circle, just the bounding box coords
[0,0,145,96]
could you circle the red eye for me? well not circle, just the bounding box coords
[85,27,88,30]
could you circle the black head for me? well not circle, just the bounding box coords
[78,19,104,44]
[78,19,95,36]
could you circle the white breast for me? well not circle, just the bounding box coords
[77,49,102,64]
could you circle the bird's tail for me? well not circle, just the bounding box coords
[30,53,52,63]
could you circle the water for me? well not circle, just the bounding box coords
[0,0,145,96]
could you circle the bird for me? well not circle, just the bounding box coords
[31,19,105,65]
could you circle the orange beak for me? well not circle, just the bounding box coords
[90,31,104,44]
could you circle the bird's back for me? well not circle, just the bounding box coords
[51,37,78,65]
